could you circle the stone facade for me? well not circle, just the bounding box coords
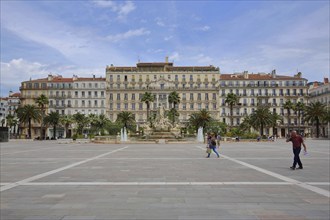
[106,59,220,125]
[220,70,309,137]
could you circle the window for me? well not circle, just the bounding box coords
[190,103,194,109]
[132,94,135,100]
[110,94,113,101]
[197,93,201,100]
[124,93,128,100]
[117,94,120,100]
[132,103,135,110]
[212,93,216,100]
[205,93,209,100]
[190,93,194,100]
[117,103,120,110]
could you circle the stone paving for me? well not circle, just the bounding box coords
[0,139,329,220]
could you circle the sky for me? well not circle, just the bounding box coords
[1,0,329,96]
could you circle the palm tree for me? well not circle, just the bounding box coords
[116,111,135,129]
[188,109,212,132]
[5,114,15,136]
[283,100,294,133]
[16,105,41,138]
[304,101,327,138]
[87,114,99,136]
[72,112,88,135]
[1,118,5,127]
[168,91,181,109]
[60,115,73,138]
[294,101,305,134]
[44,111,60,139]
[225,93,239,127]
[140,92,154,122]
[35,94,49,139]
[270,112,282,137]
[250,106,273,136]
[240,115,253,133]
[167,108,179,124]
[44,112,60,139]
[96,114,111,135]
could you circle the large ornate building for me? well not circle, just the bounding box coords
[106,58,220,125]
[19,74,106,138]
[308,78,329,137]
[220,70,309,137]
[15,58,315,139]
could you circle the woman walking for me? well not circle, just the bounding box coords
[206,133,220,158]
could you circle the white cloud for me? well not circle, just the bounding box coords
[195,25,210,31]
[106,28,150,42]
[1,59,49,94]
[93,1,136,19]
[164,36,173,41]
[192,54,213,64]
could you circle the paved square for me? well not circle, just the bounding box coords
[0,139,329,219]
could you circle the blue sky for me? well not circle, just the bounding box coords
[1,0,329,96]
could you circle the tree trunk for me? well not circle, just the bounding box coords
[316,118,320,138]
[53,125,56,139]
[28,118,32,139]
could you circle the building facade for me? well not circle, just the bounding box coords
[220,70,309,137]
[308,78,330,137]
[19,74,106,138]
[106,59,220,125]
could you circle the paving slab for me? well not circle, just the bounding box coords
[0,139,329,219]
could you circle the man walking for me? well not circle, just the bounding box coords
[286,130,307,170]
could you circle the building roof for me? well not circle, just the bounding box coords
[220,73,307,81]
[106,62,219,72]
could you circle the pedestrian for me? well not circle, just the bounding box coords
[206,133,220,158]
[286,130,307,170]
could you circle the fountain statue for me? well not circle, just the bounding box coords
[141,105,182,142]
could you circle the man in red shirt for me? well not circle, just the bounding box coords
[286,130,307,170]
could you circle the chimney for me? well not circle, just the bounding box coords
[243,71,248,79]
[271,69,276,78]
[324,78,329,84]
[9,91,13,97]
[48,74,53,81]
[165,56,169,63]
[313,81,318,88]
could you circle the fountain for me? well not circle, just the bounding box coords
[120,127,128,142]
[197,127,204,143]
[141,105,182,143]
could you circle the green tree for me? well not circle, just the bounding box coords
[44,111,60,139]
[225,93,239,127]
[73,112,88,135]
[16,105,41,138]
[96,114,111,135]
[283,100,294,132]
[188,109,212,132]
[293,101,305,133]
[168,91,181,109]
[60,115,74,138]
[116,111,136,130]
[167,108,179,124]
[140,92,154,122]
[250,106,273,136]
[270,112,282,136]
[304,101,327,138]
[5,114,15,135]
[35,94,49,139]
[1,118,5,127]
